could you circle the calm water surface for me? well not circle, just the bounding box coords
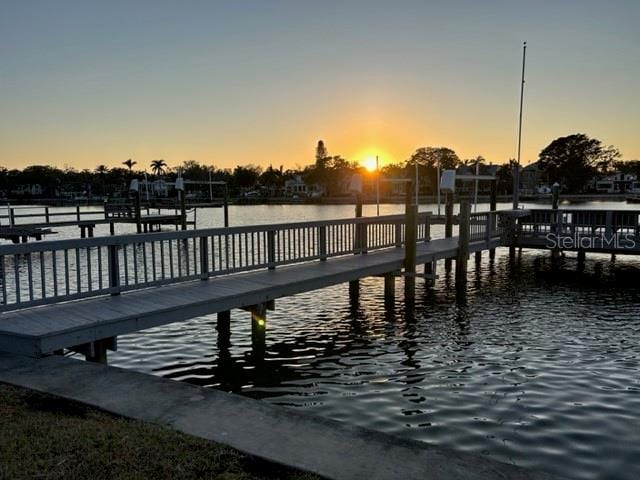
[11,201,640,480]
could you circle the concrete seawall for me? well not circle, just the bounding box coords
[0,353,561,480]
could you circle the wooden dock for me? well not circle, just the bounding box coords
[0,209,503,361]
[0,203,196,239]
[2,205,639,363]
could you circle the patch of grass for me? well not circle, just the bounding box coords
[0,383,319,480]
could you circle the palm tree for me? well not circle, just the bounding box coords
[122,158,136,172]
[95,164,109,196]
[150,159,167,177]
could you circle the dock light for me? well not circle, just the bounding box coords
[440,170,456,193]
[129,179,139,192]
[175,177,184,191]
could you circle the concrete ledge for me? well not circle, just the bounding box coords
[0,353,560,480]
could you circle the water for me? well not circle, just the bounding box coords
[8,200,640,479]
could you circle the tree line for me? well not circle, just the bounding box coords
[0,133,636,199]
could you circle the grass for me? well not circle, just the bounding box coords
[0,383,319,480]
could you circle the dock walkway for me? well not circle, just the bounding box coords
[0,211,503,359]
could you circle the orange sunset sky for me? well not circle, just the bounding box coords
[1,1,638,171]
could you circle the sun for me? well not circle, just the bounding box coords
[362,156,378,172]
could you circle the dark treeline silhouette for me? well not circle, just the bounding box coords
[0,134,634,200]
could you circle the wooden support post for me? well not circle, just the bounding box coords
[404,181,417,299]
[134,190,142,234]
[445,192,454,272]
[199,236,209,280]
[223,185,230,227]
[611,253,616,262]
[319,225,327,260]
[88,226,94,238]
[354,192,363,253]
[425,260,437,286]
[384,273,395,302]
[9,208,15,227]
[217,310,231,344]
[349,280,359,299]
[108,244,120,296]
[80,226,86,238]
[180,190,187,231]
[45,207,50,224]
[267,230,276,270]
[489,180,497,259]
[76,204,81,222]
[456,201,471,287]
[551,183,560,210]
[475,250,482,263]
[80,337,116,364]
[86,340,107,364]
[109,222,115,236]
[577,250,586,263]
[250,303,267,360]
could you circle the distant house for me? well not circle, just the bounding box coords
[519,162,550,195]
[593,173,638,194]
[284,175,324,197]
[11,184,43,196]
[284,175,308,196]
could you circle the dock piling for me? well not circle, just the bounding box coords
[217,311,231,347]
[384,273,395,302]
[404,181,417,299]
[455,202,471,287]
[444,192,454,272]
[250,303,267,360]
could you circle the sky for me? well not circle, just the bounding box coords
[1,0,638,171]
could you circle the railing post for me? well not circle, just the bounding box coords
[9,208,15,227]
[108,244,121,296]
[394,221,402,247]
[444,192,454,272]
[199,236,209,280]
[319,225,327,261]
[45,207,50,224]
[361,223,368,254]
[267,230,276,270]
[606,211,613,238]
[424,214,431,242]
[76,204,81,222]
[485,213,492,244]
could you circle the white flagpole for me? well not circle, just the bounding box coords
[513,41,527,210]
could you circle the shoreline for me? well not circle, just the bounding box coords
[2,193,632,208]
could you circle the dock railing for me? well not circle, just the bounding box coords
[518,209,640,240]
[0,213,433,312]
[0,205,105,227]
[469,211,504,243]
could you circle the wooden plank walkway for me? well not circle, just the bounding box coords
[0,236,498,357]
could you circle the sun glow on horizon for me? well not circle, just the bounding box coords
[362,156,378,172]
